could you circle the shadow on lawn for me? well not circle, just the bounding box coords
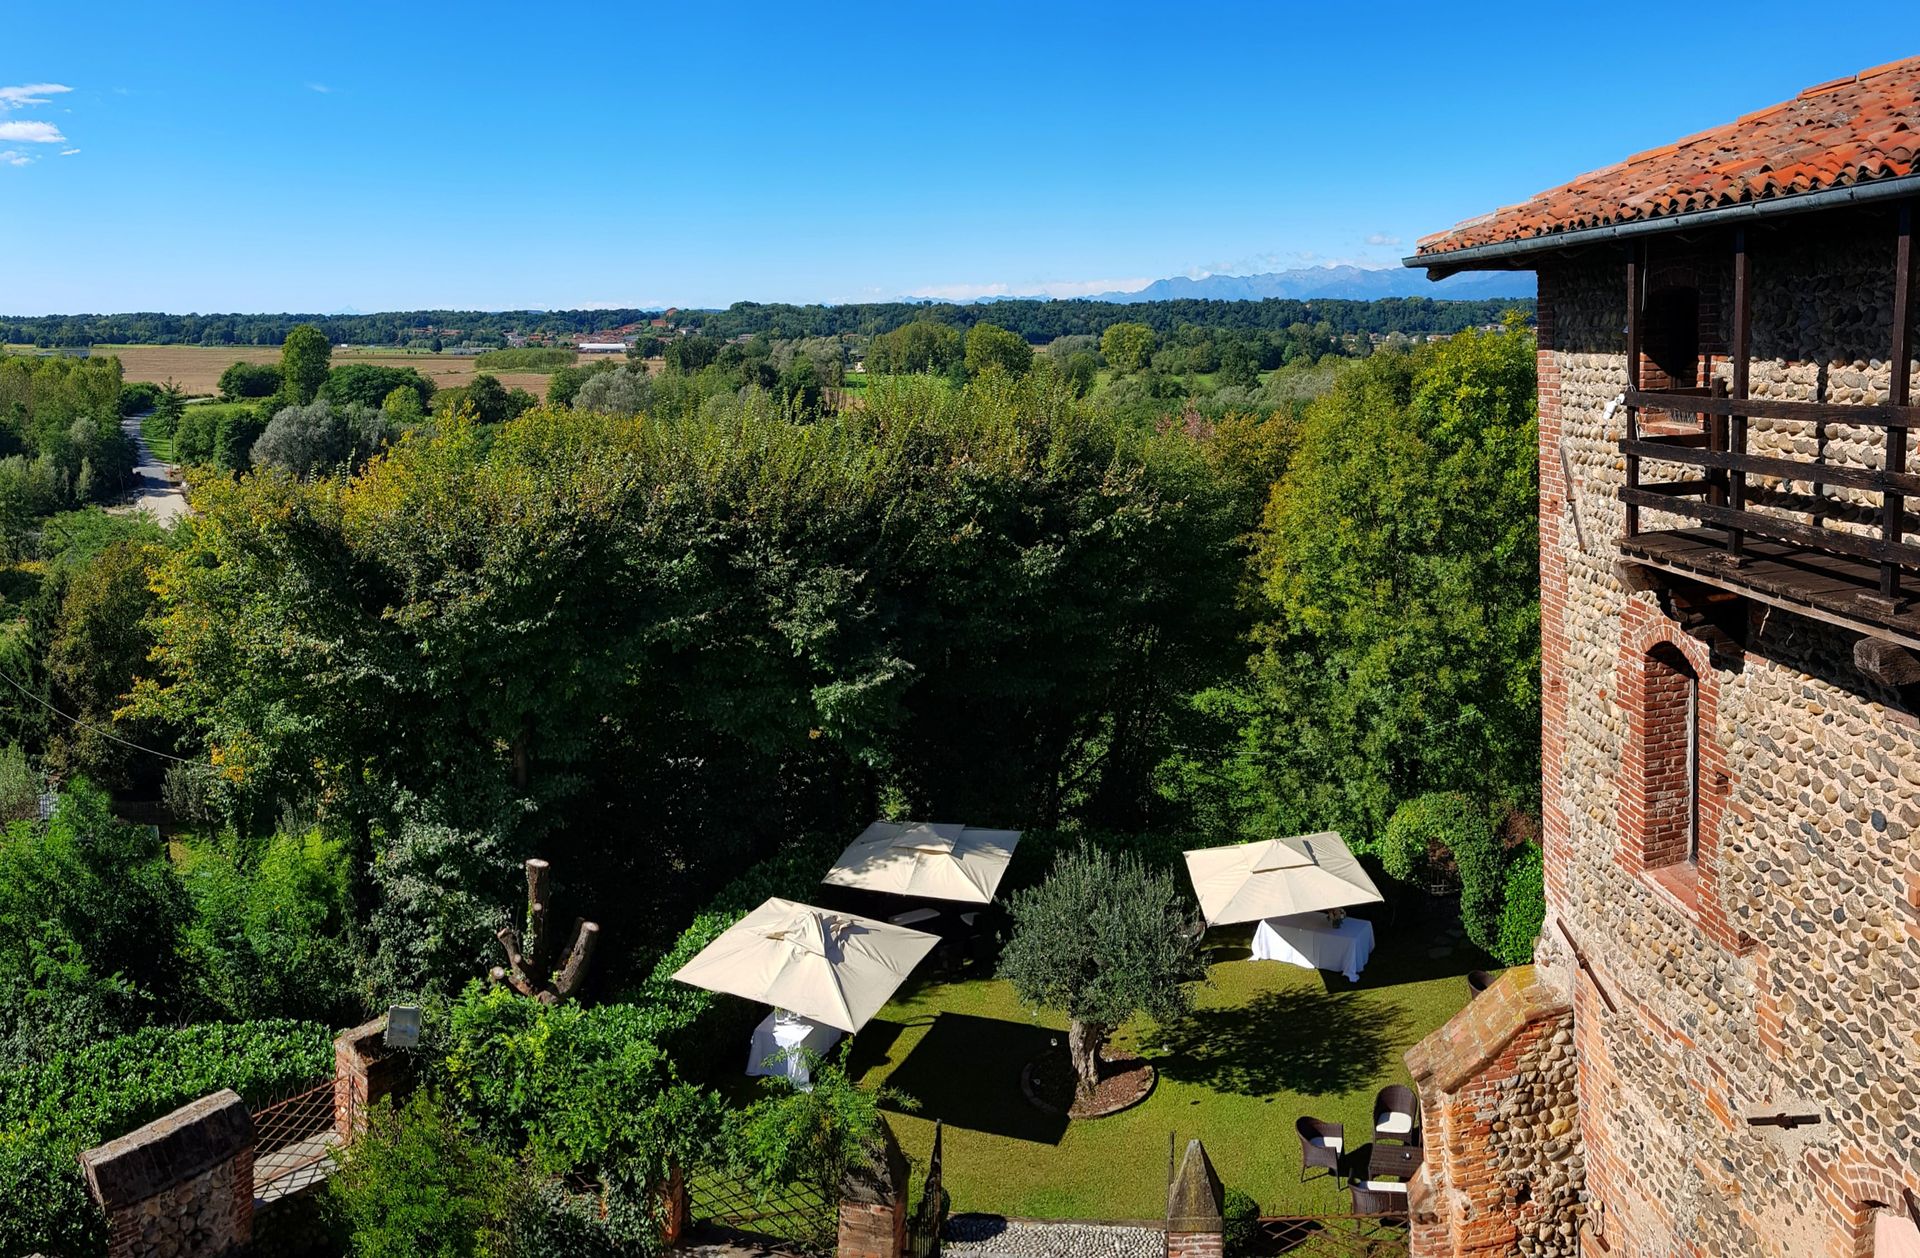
[868,1012,1070,1146]
[1154,988,1411,1097]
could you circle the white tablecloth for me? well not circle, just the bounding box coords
[1251,913,1375,982]
[746,1010,844,1089]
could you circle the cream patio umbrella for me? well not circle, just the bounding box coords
[669,897,939,1034]
[820,821,1022,905]
[1182,832,1384,926]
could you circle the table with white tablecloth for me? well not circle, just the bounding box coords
[746,1009,844,1089]
[1250,913,1375,982]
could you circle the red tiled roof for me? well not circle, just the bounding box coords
[1416,56,1920,258]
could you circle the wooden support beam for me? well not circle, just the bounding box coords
[1625,248,1643,537]
[1729,228,1751,560]
[1854,637,1920,687]
[1887,203,1916,599]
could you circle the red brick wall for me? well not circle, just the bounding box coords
[837,1198,906,1258]
[1167,1232,1224,1258]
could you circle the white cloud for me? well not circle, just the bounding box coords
[306,82,333,94]
[0,120,66,144]
[0,83,70,111]
[0,150,31,167]
[59,148,79,156]
[1365,232,1403,247]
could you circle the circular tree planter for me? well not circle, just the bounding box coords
[1021,1050,1157,1120]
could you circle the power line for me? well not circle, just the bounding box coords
[0,665,210,770]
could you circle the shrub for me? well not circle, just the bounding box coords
[0,780,193,1062]
[328,1092,524,1258]
[474,348,576,372]
[1383,793,1505,954]
[321,362,435,411]
[217,360,282,401]
[1495,843,1545,967]
[0,1018,332,1258]
[118,381,161,415]
[177,829,359,1024]
[1222,1186,1261,1256]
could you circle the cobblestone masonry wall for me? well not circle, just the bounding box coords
[1407,967,1582,1257]
[1539,230,1920,1257]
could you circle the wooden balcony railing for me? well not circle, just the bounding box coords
[1620,204,1917,608]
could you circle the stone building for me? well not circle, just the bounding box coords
[1404,57,1920,1257]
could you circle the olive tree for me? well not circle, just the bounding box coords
[998,844,1202,1099]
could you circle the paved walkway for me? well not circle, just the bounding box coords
[108,413,189,524]
[942,1214,1164,1258]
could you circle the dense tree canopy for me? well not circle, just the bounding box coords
[1167,318,1538,849]
[134,375,1256,993]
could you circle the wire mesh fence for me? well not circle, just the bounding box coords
[685,1165,836,1256]
[249,1076,339,1199]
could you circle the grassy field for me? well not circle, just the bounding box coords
[92,344,597,399]
[841,917,1491,1221]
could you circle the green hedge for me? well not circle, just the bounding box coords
[1494,844,1545,967]
[1383,793,1503,954]
[0,1019,332,1258]
[473,348,578,372]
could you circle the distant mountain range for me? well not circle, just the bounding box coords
[929,265,1534,305]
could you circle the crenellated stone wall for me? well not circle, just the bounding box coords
[1406,966,1582,1257]
[80,1090,255,1258]
[1533,220,1920,1257]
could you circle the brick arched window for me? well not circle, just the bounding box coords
[1627,642,1701,871]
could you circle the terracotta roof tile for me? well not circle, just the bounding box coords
[1417,56,1920,257]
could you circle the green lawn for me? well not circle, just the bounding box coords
[844,918,1492,1221]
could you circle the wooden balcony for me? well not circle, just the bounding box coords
[1617,206,1919,651]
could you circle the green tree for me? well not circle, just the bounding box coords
[963,322,1032,378]
[866,320,961,375]
[1100,322,1156,375]
[381,384,425,427]
[217,360,282,402]
[44,539,163,788]
[279,324,333,406]
[1240,320,1538,848]
[322,362,435,411]
[998,844,1201,1098]
[152,379,187,443]
[1064,351,1098,398]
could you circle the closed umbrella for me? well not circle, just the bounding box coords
[821,821,1021,905]
[1183,832,1383,926]
[670,897,939,1034]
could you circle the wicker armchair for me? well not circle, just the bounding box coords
[1373,1084,1419,1144]
[1350,1182,1409,1217]
[1295,1116,1345,1184]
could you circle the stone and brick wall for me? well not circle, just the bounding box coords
[79,1090,255,1258]
[1406,966,1582,1257]
[1531,222,1920,1256]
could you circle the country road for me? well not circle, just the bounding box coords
[110,414,189,524]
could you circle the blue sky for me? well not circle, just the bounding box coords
[1,2,1912,314]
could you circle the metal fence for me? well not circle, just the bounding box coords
[685,1165,836,1256]
[249,1077,339,1199]
[1251,1214,1409,1256]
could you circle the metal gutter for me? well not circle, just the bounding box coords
[1402,174,1920,273]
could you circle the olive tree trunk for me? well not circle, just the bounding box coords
[1068,1019,1109,1099]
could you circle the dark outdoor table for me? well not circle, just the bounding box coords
[1367,1141,1423,1180]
